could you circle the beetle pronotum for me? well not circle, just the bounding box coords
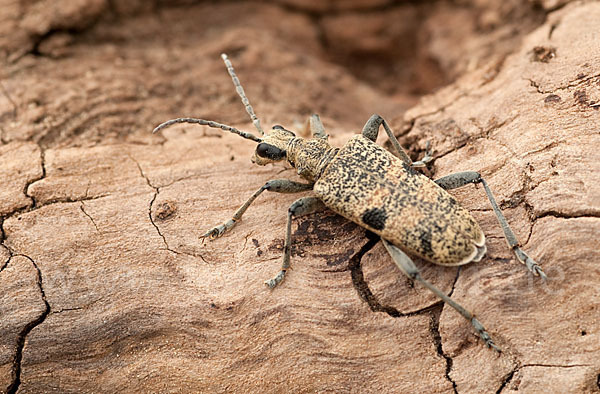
[154,54,546,351]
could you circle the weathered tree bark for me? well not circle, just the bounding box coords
[1,1,599,393]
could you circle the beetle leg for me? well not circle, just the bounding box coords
[361,115,413,165]
[309,114,328,140]
[434,171,547,280]
[410,141,434,168]
[382,239,500,352]
[265,197,327,289]
[201,180,313,240]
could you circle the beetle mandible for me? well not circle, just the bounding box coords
[154,54,547,352]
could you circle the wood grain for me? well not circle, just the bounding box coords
[1,1,599,393]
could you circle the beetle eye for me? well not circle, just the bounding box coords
[256,143,286,160]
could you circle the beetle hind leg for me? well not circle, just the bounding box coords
[382,239,500,352]
[434,171,547,280]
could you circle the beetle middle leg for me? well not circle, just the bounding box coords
[265,196,327,289]
[382,239,500,352]
[435,171,547,280]
[361,114,432,168]
[201,179,313,239]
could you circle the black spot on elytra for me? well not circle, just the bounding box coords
[362,207,388,230]
[418,228,433,256]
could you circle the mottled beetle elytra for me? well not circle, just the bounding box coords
[153,53,547,352]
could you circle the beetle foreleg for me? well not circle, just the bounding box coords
[382,239,500,352]
[265,197,327,289]
[434,171,547,280]
[201,180,313,240]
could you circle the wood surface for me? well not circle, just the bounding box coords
[1,1,599,393]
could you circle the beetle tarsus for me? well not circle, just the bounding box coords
[265,270,286,289]
[515,248,547,281]
[472,317,501,353]
[200,221,234,240]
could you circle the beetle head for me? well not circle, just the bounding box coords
[252,125,295,165]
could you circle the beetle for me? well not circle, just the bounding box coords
[154,53,547,351]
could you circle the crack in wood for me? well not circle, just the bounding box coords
[129,153,208,260]
[5,255,50,394]
[523,363,592,368]
[0,144,47,224]
[348,232,451,317]
[23,145,46,210]
[0,218,13,272]
[525,73,600,95]
[347,231,462,391]
[1,194,111,228]
[535,210,600,221]
[148,190,173,253]
[127,154,173,251]
[495,362,595,394]
[429,303,458,394]
[495,367,517,394]
[80,203,100,232]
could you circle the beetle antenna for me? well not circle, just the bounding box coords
[152,118,262,142]
[221,53,265,136]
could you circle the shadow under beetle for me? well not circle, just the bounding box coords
[154,54,547,352]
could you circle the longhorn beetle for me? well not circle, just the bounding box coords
[154,53,547,351]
